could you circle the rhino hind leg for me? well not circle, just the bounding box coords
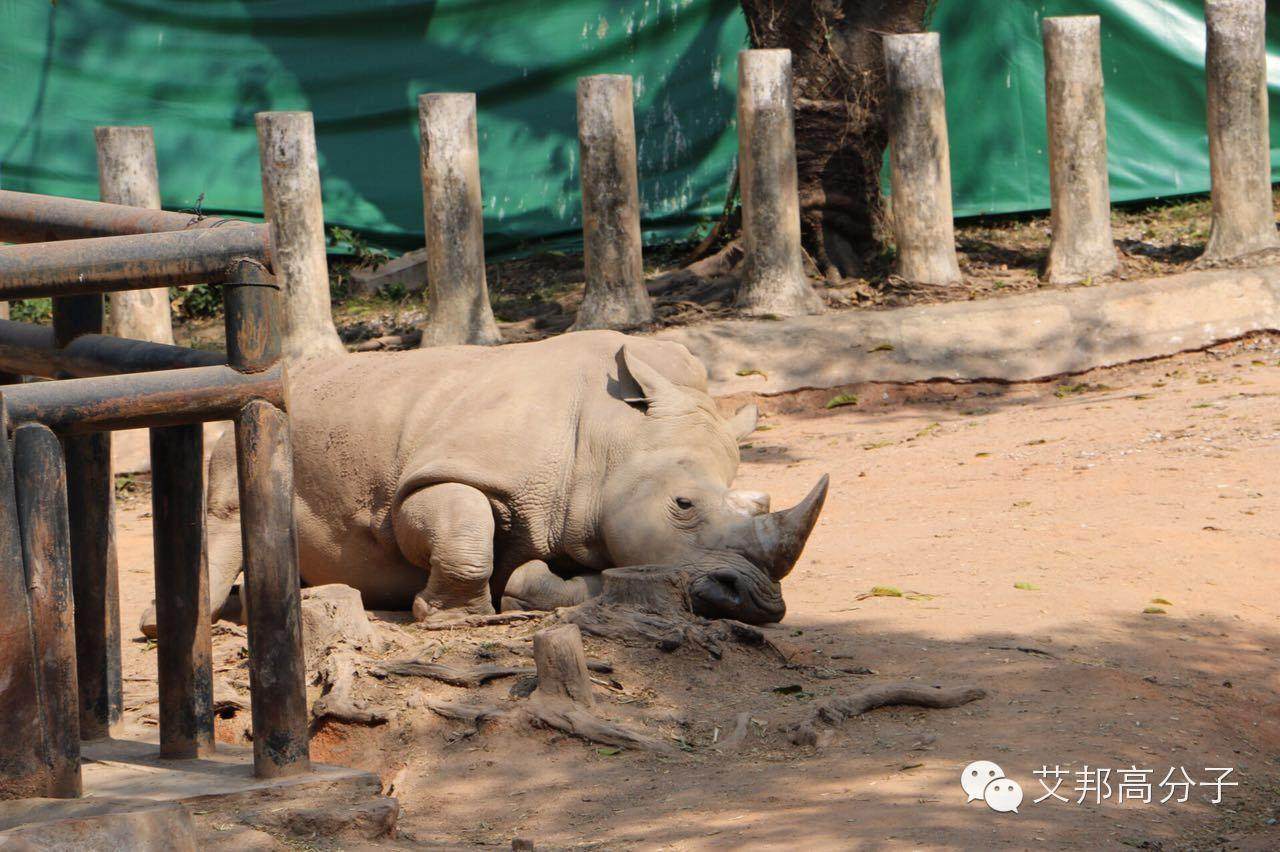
[394,482,497,621]
[500,560,603,612]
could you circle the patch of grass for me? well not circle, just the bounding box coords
[862,440,893,450]
[10,298,53,324]
[1055,382,1112,398]
[825,393,859,409]
[1150,597,1173,606]
[735,368,767,378]
[1142,606,1167,615]
[869,586,903,597]
[868,342,895,352]
[1013,581,1039,591]
[974,451,991,458]
[173,283,221,319]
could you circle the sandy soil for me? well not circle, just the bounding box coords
[111,336,1280,850]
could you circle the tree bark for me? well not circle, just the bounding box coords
[739,0,932,280]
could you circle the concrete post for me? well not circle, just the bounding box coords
[735,49,823,317]
[572,75,652,330]
[1042,17,1118,284]
[883,33,962,286]
[94,127,176,344]
[1201,0,1279,262]
[417,93,502,347]
[255,112,346,360]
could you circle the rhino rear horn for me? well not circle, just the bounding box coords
[743,474,829,581]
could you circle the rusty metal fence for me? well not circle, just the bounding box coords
[0,191,310,798]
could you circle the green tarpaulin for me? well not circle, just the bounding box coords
[0,1,1277,253]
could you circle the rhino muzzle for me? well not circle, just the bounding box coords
[731,474,829,581]
[688,559,787,624]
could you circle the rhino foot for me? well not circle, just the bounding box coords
[412,591,495,625]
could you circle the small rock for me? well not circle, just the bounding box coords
[0,797,198,851]
[349,248,428,296]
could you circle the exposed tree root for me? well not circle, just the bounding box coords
[312,653,389,727]
[374,658,614,687]
[521,695,676,755]
[787,683,986,747]
[419,624,677,754]
[415,610,544,631]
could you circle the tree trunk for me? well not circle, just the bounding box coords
[740,0,933,280]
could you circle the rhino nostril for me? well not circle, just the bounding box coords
[709,571,741,605]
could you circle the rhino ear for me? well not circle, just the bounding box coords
[619,346,682,412]
[728,404,758,440]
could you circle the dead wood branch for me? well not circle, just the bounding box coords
[788,683,986,746]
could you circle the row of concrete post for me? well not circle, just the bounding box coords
[80,0,1278,349]
[887,0,1277,288]
[416,48,822,345]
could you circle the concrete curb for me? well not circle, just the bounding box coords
[655,265,1280,395]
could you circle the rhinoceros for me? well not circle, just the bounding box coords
[149,330,827,632]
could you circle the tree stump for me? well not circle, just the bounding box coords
[599,565,692,615]
[531,624,594,709]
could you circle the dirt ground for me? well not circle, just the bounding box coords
[110,335,1280,850]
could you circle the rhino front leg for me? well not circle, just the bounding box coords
[501,560,603,612]
[394,482,497,620]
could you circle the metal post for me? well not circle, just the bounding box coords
[52,296,121,742]
[0,401,52,798]
[225,261,309,778]
[150,423,213,759]
[13,422,81,797]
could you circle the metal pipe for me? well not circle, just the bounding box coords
[237,399,310,779]
[0,319,224,379]
[2,363,284,434]
[0,189,254,244]
[13,422,82,798]
[151,423,214,759]
[51,288,122,742]
[0,228,271,301]
[0,402,51,798]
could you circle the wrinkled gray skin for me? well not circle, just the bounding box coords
[141,331,827,634]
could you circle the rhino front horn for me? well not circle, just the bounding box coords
[741,474,829,581]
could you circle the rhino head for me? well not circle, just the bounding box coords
[596,347,829,624]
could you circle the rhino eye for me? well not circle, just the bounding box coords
[675,497,694,510]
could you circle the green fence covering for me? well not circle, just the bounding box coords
[0,1,1277,253]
